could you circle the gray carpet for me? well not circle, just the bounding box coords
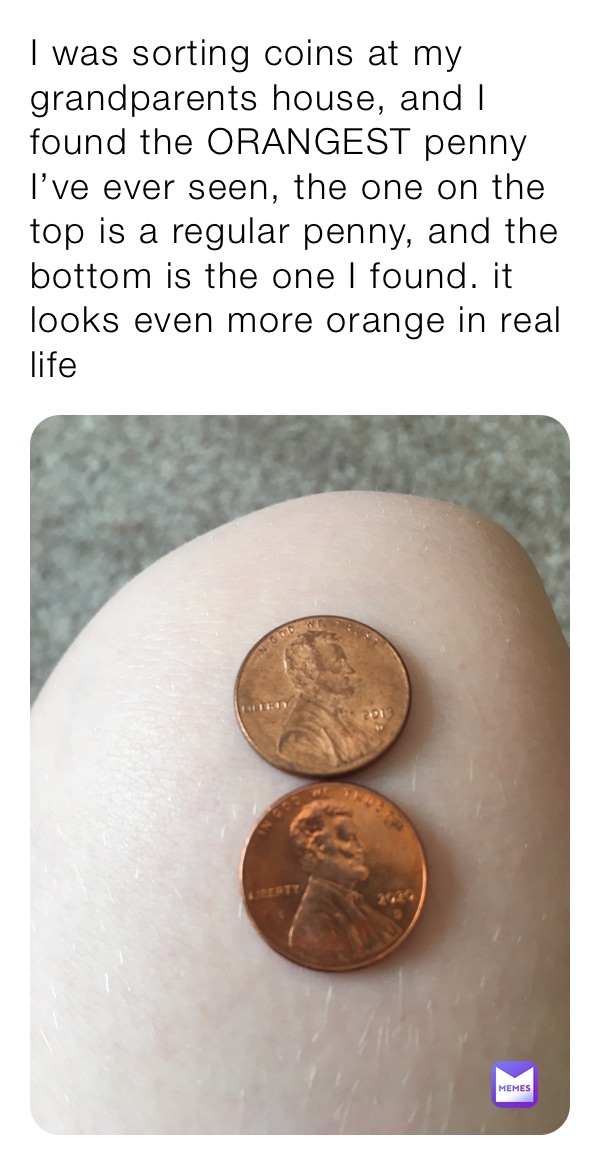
[30,415,569,701]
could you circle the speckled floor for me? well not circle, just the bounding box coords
[30,415,569,699]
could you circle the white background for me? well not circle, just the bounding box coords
[11,0,591,1157]
[8,0,596,416]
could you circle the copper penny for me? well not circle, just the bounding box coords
[241,782,427,971]
[234,616,411,777]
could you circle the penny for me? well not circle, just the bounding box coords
[240,782,427,972]
[234,616,411,777]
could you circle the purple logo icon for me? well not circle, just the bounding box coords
[492,1061,538,1107]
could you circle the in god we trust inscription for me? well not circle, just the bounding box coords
[234,616,411,777]
[241,783,427,972]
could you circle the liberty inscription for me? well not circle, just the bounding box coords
[234,616,411,777]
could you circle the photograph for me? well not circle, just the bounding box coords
[30,415,569,1135]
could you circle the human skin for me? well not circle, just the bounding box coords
[31,491,569,1134]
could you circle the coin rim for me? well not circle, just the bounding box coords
[233,615,412,778]
[239,781,427,972]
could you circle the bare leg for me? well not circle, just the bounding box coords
[31,492,568,1134]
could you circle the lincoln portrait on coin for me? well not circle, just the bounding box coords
[287,800,402,965]
[277,631,373,769]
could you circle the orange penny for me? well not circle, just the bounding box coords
[234,616,411,777]
[240,782,427,972]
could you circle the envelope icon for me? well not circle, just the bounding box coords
[492,1061,538,1107]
